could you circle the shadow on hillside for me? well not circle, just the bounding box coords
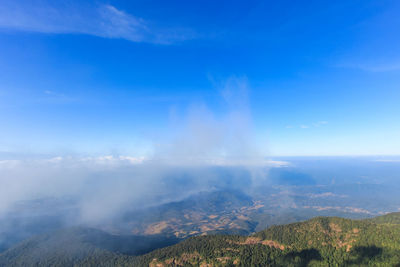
[344,245,382,265]
[284,248,322,266]
[85,233,181,256]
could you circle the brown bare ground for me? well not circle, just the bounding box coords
[329,223,342,232]
[217,256,231,263]
[241,237,285,250]
[145,221,169,235]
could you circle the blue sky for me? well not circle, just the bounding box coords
[0,0,399,157]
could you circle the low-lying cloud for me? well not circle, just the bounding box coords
[0,77,283,227]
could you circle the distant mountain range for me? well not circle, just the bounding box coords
[2,212,400,266]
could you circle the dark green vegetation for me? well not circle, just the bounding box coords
[0,227,178,267]
[138,214,400,266]
[2,213,400,266]
[368,212,400,224]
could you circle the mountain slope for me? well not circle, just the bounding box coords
[0,227,178,267]
[2,214,400,266]
[119,190,256,238]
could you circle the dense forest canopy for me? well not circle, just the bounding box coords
[2,213,400,266]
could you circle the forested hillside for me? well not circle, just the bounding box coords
[138,214,400,266]
[2,213,400,266]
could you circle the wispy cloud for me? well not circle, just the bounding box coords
[44,90,65,97]
[336,62,400,72]
[286,121,328,129]
[40,90,79,104]
[0,2,195,44]
[373,159,400,163]
[312,121,328,127]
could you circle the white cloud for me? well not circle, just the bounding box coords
[0,160,20,169]
[0,153,278,222]
[0,156,147,171]
[265,160,290,168]
[0,2,194,44]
